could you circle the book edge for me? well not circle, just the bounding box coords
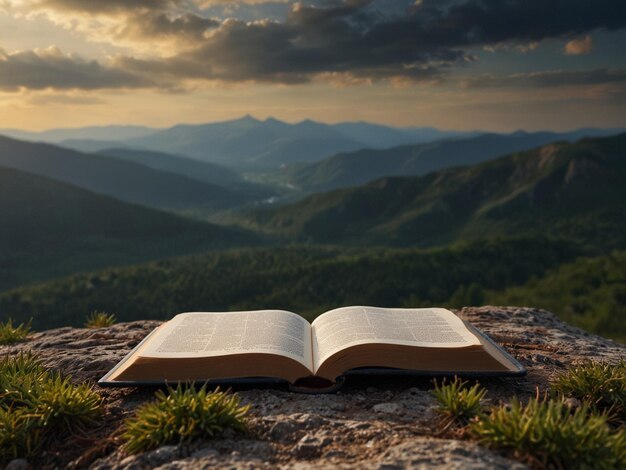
[99,323,525,387]
[98,327,161,386]
[466,323,526,375]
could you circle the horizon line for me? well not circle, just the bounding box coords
[2,114,625,136]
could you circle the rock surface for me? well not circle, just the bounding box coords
[2,306,624,469]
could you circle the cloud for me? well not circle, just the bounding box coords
[0,47,151,91]
[4,0,626,89]
[564,35,593,55]
[111,11,219,44]
[460,69,626,89]
[30,0,181,15]
[12,0,217,52]
[114,0,626,85]
[115,8,461,85]
[195,0,289,5]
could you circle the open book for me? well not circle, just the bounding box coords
[99,307,524,388]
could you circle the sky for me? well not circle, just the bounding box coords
[0,0,625,132]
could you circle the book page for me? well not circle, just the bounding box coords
[311,306,480,370]
[140,311,313,370]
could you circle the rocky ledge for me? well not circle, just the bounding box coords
[2,306,624,469]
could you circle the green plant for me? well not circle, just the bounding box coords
[36,375,103,431]
[553,360,626,423]
[84,311,116,328]
[0,318,32,345]
[0,354,103,463]
[0,352,47,384]
[123,384,249,454]
[470,398,626,469]
[0,353,48,409]
[0,407,42,461]
[431,377,487,426]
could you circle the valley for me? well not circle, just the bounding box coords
[1,119,624,342]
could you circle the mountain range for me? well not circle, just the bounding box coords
[124,116,375,169]
[288,128,626,192]
[245,133,626,248]
[8,118,622,176]
[37,116,478,169]
[0,136,253,210]
[0,167,261,291]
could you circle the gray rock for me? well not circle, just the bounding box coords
[188,448,219,460]
[269,419,301,442]
[4,459,30,470]
[376,438,528,469]
[372,402,402,414]
[329,401,347,412]
[142,446,180,466]
[297,413,329,428]
[294,435,330,459]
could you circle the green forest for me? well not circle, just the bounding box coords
[488,251,626,341]
[2,235,624,341]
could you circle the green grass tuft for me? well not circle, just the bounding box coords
[123,384,249,454]
[0,407,42,462]
[0,353,103,463]
[35,375,103,431]
[470,398,626,469]
[431,377,487,426]
[84,311,116,328]
[0,318,32,345]
[0,352,49,409]
[0,351,47,383]
[553,360,626,423]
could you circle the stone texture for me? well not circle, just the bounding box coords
[4,459,30,470]
[375,438,529,469]
[2,306,624,469]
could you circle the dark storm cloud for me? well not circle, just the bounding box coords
[0,48,151,91]
[117,0,626,85]
[8,0,626,90]
[405,0,626,47]
[461,69,626,89]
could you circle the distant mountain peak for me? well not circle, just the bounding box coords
[263,116,284,124]
[297,118,318,125]
[238,114,260,123]
[509,130,530,137]
[294,118,326,129]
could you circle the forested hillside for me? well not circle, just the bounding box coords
[247,133,626,249]
[486,251,626,341]
[96,147,274,200]
[289,129,623,192]
[0,167,262,290]
[96,148,242,186]
[0,135,251,209]
[0,237,583,331]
